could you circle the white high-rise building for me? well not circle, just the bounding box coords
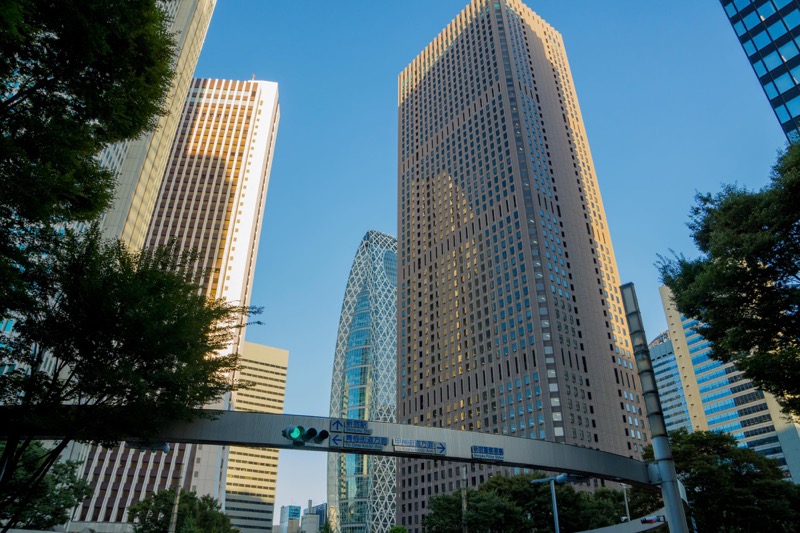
[72,79,280,531]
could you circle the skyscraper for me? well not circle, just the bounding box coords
[328,231,398,533]
[226,342,289,533]
[99,0,217,248]
[72,78,280,530]
[397,1,645,528]
[648,332,692,433]
[720,0,800,140]
[660,286,800,481]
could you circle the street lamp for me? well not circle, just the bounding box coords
[530,473,568,533]
[621,483,631,523]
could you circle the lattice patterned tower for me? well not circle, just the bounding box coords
[397,1,646,529]
[72,79,279,530]
[328,231,398,533]
[98,0,216,249]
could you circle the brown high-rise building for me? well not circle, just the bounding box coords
[71,79,280,532]
[397,1,645,529]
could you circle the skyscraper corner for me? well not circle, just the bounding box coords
[397,1,645,529]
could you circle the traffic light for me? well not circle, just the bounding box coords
[282,425,329,446]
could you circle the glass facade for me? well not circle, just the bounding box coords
[721,0,800,139]
[328,231,397,533]
[648,332,692,433]
[660,286,800,481]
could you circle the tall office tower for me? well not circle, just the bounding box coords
[648,332,692,433]
[397,1,646,529]
[226,342,289,533]
[660,286,800,481]
[720,0,800,140]
[328,231,398,533]
[98,0,216,248]
[71,78,280,531]
[279,506,302,533]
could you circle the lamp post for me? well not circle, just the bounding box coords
[621,483,631,522]
[530,473,568,533]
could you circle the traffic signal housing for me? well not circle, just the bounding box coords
[282,425,329,446]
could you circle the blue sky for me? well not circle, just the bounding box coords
[194,0,787,519]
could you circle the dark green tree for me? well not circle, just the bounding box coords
[658,142,800,416]
[0,226,255,530]
[0,0,175,315]
[644,429,800,532]
[422,473,628,533]
[0,441,91,529]
[389,526,409,533]
[128,488,239,533]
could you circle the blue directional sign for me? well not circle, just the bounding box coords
[392,438,446,455]
[471,445,504,460]
[330,434,388,450]
[329,419,372,435]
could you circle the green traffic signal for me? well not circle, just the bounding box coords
[281,425,329,445]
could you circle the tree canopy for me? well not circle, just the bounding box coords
[128,488,239,533]
[421,472,629,533]
[645,429,800,532]
[658,142,800,416]
[0,0,175,315]
[0,441,91,530]
[0,226,253,529]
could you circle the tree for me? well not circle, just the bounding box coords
[389,526,409,533]
[658,142,800,416]
[0,226,255,530]
[0,440,91,529]
[128,488,239,533]
[0,0,175,315]
[421,472,628,533]
[644,429,800,532]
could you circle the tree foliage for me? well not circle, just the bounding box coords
[422,472,629,533]
[645,429,800,533]
[0,0,175,315]
[388,526,409,533]
[658,142,800,415]
[128,488,239,533]
[0,226,254,529]
[0,441,91,530]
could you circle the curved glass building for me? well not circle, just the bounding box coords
[328,231,397,533]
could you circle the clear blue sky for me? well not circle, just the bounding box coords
[193,0,787,519]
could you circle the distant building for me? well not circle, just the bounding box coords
[328,231,397,533]
[719,0,800,140]
[660,286,800,481]
[299,501,328,533]
[279,506,302,533]
[648,332,692,433]
[71,78,280,531]
[226,342,289,533]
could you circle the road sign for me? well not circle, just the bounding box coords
[392,438,446,455]
[471,445,504,460]
[330,433,388,450]
[329,419,372,434]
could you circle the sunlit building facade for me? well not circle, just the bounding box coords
[660,286,800,481]
[226,342,289,533]
[397,1,646,529]
[71,79,280,531]
[99,0,217,249]
[720,0,800,139]
[328,231,398,533]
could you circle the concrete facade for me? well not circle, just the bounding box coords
[396,1,646,529]
[71,79,280,531]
